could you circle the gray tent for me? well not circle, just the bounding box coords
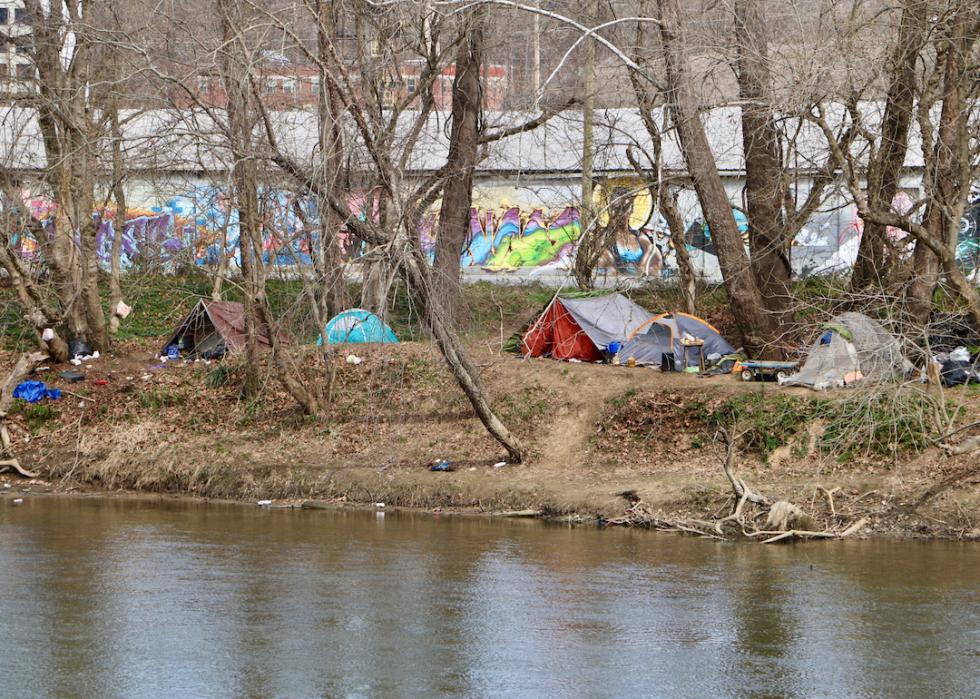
[522,293,653,360]
[619,312,736,369]
[781,312,912,389]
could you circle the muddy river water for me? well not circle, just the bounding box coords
[0,497,977,698]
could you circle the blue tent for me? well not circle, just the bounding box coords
[318,309,399,345]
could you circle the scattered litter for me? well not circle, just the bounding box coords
[345,354,363,365]
[3,483,10,489]
[469,466,477,471]
[165,344,180,360]
[375,502,385,509]
[13,381,61,403]
[950,346,971,362]
[12,498,23,504]
[58,371,85,383]
[93,379,108,386]
[34,366,49,373]
[429,459,454,472]
[69,338,92,359]
[115,300,132,319]
[42,328,55,342]
[257,500,273,506]
[492,461,507,469]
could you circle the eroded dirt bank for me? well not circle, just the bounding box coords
[4,340,978,540]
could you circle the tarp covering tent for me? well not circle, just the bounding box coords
[619,312,736,368]
[521,293,653,361]
[781,312,912,389]
[161,299,273,358]
[319,309,398,345]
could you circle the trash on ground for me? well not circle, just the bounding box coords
[429,459,454,472]
[493,461,507,469]
[58,371,85,382]
[13,381,61,403]
[42,328,55,342]
[345,354,363,365]
[115,300,132,319]
[950,346,971,362]
[257,500,273,506]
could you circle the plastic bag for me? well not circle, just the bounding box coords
[949,346,971,362]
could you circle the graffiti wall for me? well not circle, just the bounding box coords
[10,178,980,280]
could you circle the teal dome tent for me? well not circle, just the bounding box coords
[318,309,399,345]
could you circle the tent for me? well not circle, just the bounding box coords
[781,312,912,389]
[319,309,398,345]
[161,299,273,358]
[521,293,653,361]
[619,312,736,369]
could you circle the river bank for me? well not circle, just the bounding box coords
[4,337,978,540]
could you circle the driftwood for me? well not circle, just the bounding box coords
[0,458,37,478]
[604,427,869,543]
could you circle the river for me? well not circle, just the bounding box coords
[0,497,977,698]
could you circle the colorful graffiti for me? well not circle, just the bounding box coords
[9,181,980,279]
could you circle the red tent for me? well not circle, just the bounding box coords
[521,298,604,361]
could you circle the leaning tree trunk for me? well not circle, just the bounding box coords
[432,7,485,323]
[657,0,779,357]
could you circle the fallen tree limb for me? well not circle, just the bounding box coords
[941,435,980,455]
[0,458,38,479]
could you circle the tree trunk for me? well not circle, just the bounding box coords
[407,241,525,462]
[734,0,792,331]
[433,7,485,323]
[573,0,599,290]
[660,189,697,314]
[904,3,976,325]
[109,107,127,336]
[315,0,348,321]
[657,0,779,357]
[851,1,927,291]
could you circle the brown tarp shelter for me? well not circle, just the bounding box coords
[161,299,273,358]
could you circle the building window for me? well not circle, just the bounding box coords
[406,77,417,95]
[197,76,210,94]
[15,63,32,78]
[282,78,296,94]
[0,63,8,78]
[0,9,8,24]
[265,78,278,93]
[310,77,319,95]
[14,8,27,23]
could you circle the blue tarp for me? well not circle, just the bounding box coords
[13,381,61,403]
[317,309,399,345]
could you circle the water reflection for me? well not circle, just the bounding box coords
[0,498,977,698]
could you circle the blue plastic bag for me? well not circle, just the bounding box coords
[13,380,61,403]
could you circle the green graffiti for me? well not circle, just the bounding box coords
[487,222,581,268]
